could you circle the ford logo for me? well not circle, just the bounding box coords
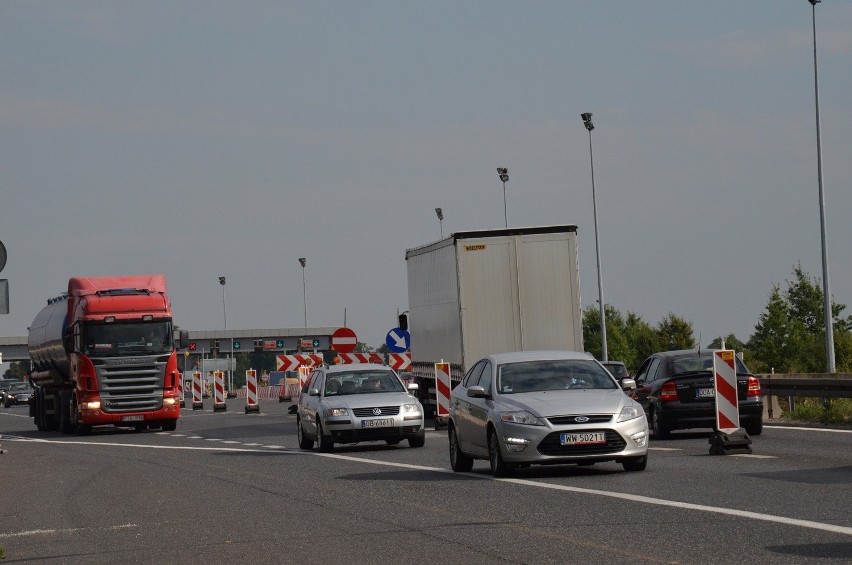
[574,416,589,423]
[373,408,382,415]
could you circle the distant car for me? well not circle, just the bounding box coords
[601,360,630,383]
[4,381,34,407]
[630,349,763,438]
[448,350,649,477]
[297,363,425,451]
[0,379,21,405]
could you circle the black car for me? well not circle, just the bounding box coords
[0,379,21,405]
[3,381,34,407]
[601,361,630,383]
[630,349,763,438]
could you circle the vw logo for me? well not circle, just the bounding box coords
[373,408,382,415]
[574,416,589,423]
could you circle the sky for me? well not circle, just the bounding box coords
[2,1,851,371]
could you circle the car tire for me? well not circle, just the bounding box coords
[651,408,670,440]
[745,419,763,436]
[622,454,648,472]
[488,429,516,478]
[408,429,425,448]
[316,418,334,452]
[448,424,474,472]
[297,417,314,450]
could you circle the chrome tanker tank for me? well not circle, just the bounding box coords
[27,294,72,388]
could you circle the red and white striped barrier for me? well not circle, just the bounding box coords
[213,370,227,412]
[435,362,451,419]
[388,352,411,371]
[245,369,260,413]
[276,353,324,372]
[337,352,383,364]
[192,371,203,410]
[713,350,739,433]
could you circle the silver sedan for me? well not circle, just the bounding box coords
[448,351,649,476]
[297,363,425,451]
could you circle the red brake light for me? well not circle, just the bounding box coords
[660,380,678,402]
[747,376,761,397]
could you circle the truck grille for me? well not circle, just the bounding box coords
[92,355,167,413]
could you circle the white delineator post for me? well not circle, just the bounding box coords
[192,371,203,411]
[245,369,259,414]
[213,370,227,412]
[713,350,740,434]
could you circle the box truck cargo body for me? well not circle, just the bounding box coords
[405,226,583,411]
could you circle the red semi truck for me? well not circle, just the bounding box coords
[28,274,188,434]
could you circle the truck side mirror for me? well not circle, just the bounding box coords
[62,327,74,354]
[179,330,189,349]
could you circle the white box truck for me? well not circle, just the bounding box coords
[404,225,583,416]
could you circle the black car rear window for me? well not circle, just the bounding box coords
[671,353,749,375]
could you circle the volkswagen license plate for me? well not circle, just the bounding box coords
[121,415,145,422]
[560,432,606,445]
[362,418,394,428]
[696,387,715,398]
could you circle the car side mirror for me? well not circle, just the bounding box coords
[308,388,320,397]
[407,383,419,392]
[620,378,637,391]
[467,385,487,398]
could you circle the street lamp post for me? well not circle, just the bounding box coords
[299,258,307,328]
[435,207,444,238]
[497,167,509,228]
[581,112,608,362]
[218,276,232,391]
[808,0,835,373]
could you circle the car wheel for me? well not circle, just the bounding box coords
[651,408,670,440]
[448,424,474,472]
[316,418,334,452]
[297,417,314,450]
[488,429,516,478]
[162,420,177,432]
[745,419,763,436]
[622,454,648,472]
[408,429,426,448]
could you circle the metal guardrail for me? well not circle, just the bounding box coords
[757,373,852,399]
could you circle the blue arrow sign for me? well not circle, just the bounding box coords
[385,327,410,353]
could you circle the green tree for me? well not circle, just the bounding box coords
[656,313,696,351]
[624,312,659,370]
[707,334,746,352]
[3,360,30,380]
[583,305,629,363]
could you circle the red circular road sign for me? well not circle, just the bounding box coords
[331,327,357,353]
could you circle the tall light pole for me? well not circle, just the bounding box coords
[299,258,307,328]
[581,112,608,362]
[808,0,835,373]
[497,167,509,228]
[218,276,232,391]
[435,207,444,238]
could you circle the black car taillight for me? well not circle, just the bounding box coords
[746,376,761,398]
[660,380,678,402]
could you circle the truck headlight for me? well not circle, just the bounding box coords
[82,400,101,410]
[163,397,178,406]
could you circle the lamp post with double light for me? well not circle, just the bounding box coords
[299,258,307,328]
[497,167,509,228]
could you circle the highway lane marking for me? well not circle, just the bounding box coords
[648,447,681,451]
[5,434,849,537]
[0,523,138,540]
[765,425,852,434]
[730,454,776,459]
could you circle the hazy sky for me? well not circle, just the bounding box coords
[2,2,851,370]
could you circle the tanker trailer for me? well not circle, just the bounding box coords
[28,274,188,434]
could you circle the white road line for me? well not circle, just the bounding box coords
[7,435,849,537]
[0,523,137,540]
[731,454,776,459]
[648,447,681,452]
[765,425,852,434]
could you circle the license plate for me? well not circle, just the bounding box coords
[121,415,145,422]
[362,418,394,428]
[560,432,606,445]
[696,387,715,398]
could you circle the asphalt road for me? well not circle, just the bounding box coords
[1,400,850,564]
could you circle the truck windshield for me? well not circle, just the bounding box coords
[83,321,173,357]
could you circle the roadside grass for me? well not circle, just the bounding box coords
[784,397,852,425]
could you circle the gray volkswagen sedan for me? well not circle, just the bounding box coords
[448,351,648,476]
[297,363,425,451]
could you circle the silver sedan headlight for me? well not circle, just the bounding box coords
[402,403,421,414]
[499,411,545,426]
[326,407,349,417]
[616,405,643,423]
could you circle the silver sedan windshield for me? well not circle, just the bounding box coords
[324,371,404,396]
[497,360,617,394]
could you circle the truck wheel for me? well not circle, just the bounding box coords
[59,392,73,434]
[161,420,177,432]
[71,401,91,436]
[35,390,47,431]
